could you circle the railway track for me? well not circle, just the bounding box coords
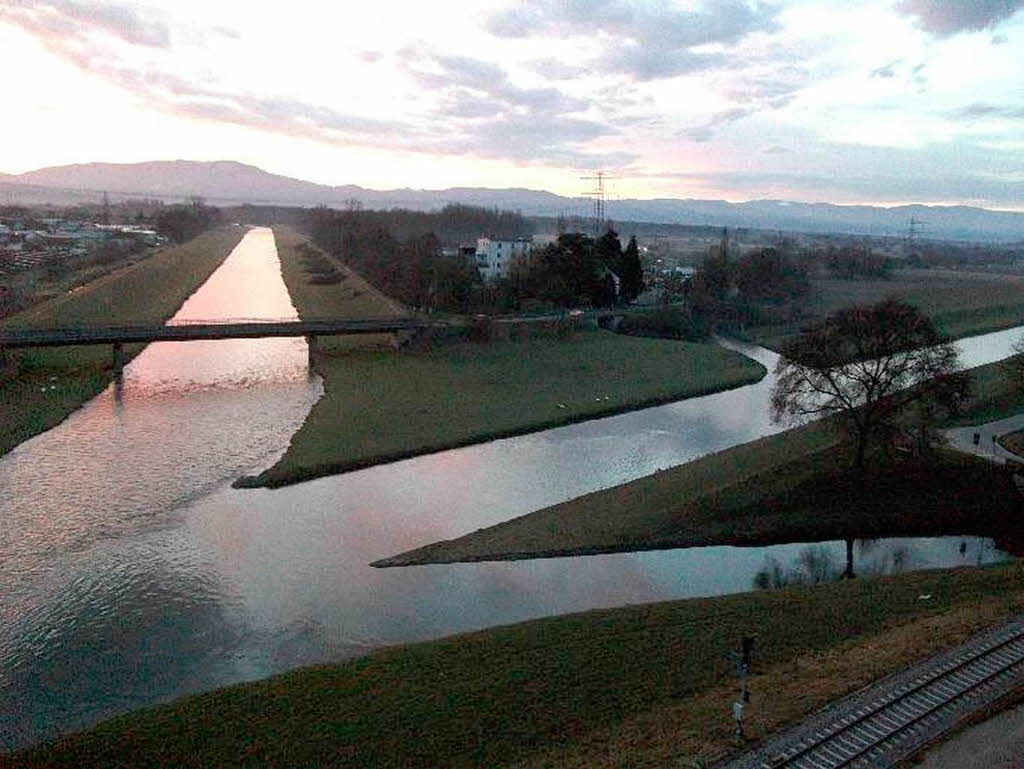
[722,617,1024,769]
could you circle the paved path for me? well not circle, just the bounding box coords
[945,414,1024,466]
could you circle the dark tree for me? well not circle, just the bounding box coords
[735,246,809,303]
[594,228,622,269]
[620,236,644,302]
[827,243,891,279]
[771,299,969,471]
[693,242,732,302]
[1003,335,1024,397]
[155,200,221,243]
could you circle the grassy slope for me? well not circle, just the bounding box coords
[249,230,766,487]
[379,340,1024,567]
[377,426,1020,566]
[9,563,1024,769]
[273,226,406,352]
[945,354,1024,427]
[747,269,1024,350]
[0,227,246,455]
[1000,431,1024,457]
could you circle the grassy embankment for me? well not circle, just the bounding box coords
[745,269,1024,351]
[378,354,1024,567]
[10,562,1024,769]
[241,229,766,487]
[0,227,246,455]
[999,431,1024,457]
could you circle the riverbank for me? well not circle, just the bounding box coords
[375,347,1024,567]
[999,431,1024,457]
[0,227,246,456]
[242,230,766,488]
[375,429,1020,567]
[8,561,1024,769]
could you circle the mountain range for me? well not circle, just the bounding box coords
[2,160,1022,243]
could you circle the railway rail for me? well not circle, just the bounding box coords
[722,616,1024,769]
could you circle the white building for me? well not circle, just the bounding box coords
[475,237,532,281]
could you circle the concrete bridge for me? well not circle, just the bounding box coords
[0,305,666,376]
[0,316,445,376]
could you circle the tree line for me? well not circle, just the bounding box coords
[309,205,482,313]
[688,231,811,329]
[155,198,222,243]
[308,204,645,314]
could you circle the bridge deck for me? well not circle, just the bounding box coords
[0,317,443,348]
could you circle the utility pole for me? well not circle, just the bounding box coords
[729,636,756,743]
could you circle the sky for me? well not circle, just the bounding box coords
[1,0,1023,209]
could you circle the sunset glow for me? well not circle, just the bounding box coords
[2,0,1023,208]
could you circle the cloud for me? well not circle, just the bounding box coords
[1,0,172,47]
[428,113,633,168]
[1,0,244,51]
[635,167,1022,207]
[643,136,1024,207]
[529,57,587,80]
[950,102,1024,120]
[211,25,241,40]
[487,0,780,79]
[402,51,588,115]
[596,45,727,81]
[682,107,757,142]
[895,0,1024,36]
[9,10,625,171]
[870,60,900,78]
[395,50,631,167]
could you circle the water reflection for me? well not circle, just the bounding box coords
[0,228,322,748]
[751,537,1003,590]
[1,235,1021,751]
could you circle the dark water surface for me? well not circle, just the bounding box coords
[1,228,1020,749]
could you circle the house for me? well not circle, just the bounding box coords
[475,237,532,281]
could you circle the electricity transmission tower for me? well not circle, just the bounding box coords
[580,171,617,239]
[906,216,926,260]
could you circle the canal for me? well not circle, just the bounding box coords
[1,228,1020,749]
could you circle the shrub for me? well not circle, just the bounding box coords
[617,307,709,342]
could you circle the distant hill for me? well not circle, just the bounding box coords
[2,159,1022,242]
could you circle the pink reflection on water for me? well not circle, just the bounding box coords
[122,228,309,393]
[0,227,323,617]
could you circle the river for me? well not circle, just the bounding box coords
[1,228,1020,749]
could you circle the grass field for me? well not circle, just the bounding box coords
[273,227,406,352]
[376,419,1021,566]
[378,349,1024,567]
[944,354,1024,427]
[9,562,1024,769]
[0,227,245,455]
[746,269,1024,350]
[245,230,767,487]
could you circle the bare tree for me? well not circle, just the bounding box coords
[1003,335,1024,395]
[771,299,969,470]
